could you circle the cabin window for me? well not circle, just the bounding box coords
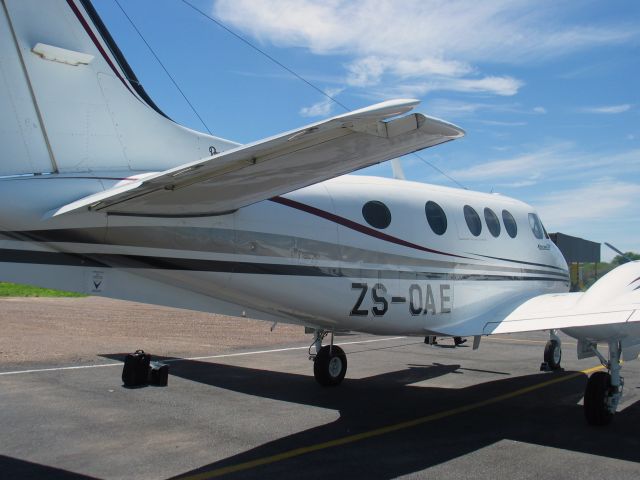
[502,210,517,238]
[528,213,544,240]
[362,201,391,229]
[425,201,447,235]
[463,205,482,236]
[484,208,500,237]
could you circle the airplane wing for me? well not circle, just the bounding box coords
[482,291,640,335]
[49,99,464,217]
[482,261,640,335]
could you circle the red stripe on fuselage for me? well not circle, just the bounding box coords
[270,196,467,259]
[66,0,137,98]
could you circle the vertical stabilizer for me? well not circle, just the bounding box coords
[0,1,54,175]
[0,0,237,176]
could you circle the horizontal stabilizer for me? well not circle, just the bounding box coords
[49,99,464,217]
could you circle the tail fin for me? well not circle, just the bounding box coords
[0,0,235,176]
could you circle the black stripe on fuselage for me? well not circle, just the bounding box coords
[0,248,569,282]
[76,0,170,119]
[0,228,570,279]
[469,253,566,271]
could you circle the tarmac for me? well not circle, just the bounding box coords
[1,297,639,479]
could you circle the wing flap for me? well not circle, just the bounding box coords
[50,99,464,217]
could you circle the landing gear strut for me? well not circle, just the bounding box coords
[541,330,562,371]
[309,329,347,386]
[584,340,624,426]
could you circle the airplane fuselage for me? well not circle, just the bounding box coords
[0,173,569,337]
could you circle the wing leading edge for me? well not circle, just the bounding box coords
[50,99,464,217]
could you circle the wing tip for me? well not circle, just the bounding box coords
[418,114,466,139]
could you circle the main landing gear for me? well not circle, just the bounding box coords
[541,330,562,371]
[309,330,347,386]
[540,332,624,425]
[583,340,624,426]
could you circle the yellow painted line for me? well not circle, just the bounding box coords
[176,365,604,480]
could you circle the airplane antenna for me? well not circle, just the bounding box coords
[113,0,213,135]
[178,0,467,189]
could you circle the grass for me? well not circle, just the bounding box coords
[0,282,86,297]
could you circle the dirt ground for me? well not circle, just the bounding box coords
[0,297,308,367]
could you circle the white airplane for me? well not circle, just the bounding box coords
[1,0,638,425]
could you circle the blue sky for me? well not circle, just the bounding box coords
[93,0,639,260]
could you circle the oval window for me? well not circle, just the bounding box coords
[502,210,517,238]
[528,213,544,240]
[362,201,391,229]
[425,201,447,235]
[484,208,500,237]
[463,205,482,237]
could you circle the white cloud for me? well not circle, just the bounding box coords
[345,56,473,87]
[535,180,640,227]
[497,179,537,188]
[448,144,640,184]
[448,76,523,96]
[424,99,529,118]
[299,88,344,117]
[580,104,632,114]
[214,1,636,61]
[392,57,473,78]
[374,75,523,98]
[478,120,527,126]
[214,0,637,99]
[448,144,570,182]
[427,99,490,117]
[345,57,386,87]
[533,106,547,114]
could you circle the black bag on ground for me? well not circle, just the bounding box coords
[122,349,151,387]
[148,361,169,387]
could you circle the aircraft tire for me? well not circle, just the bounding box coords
[584,371,613,426]
[543,340,562,370]
[314,345,347,386]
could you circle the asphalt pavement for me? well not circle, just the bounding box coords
[1,318,639,479]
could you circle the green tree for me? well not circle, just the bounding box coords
[610,252,640,266]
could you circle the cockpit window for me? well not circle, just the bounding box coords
[528,213,544,240]
[541,222,550,239]
[464,205,482,237]
[502,210,517,238]
[484,208,500,237]
[425,201,447,235]
[362,201,391,229]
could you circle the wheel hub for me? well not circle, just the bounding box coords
[328,356,342,378]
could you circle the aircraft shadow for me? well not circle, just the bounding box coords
[101,353,640,479]
[0,455,99,480]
